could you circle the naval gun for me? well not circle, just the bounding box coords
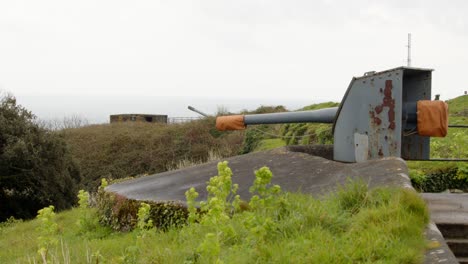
[216,67,449,163]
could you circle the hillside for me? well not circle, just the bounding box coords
[430,95,467,159]
[244,102,339,153]
[447,94,468,124]
[61,119,244,191]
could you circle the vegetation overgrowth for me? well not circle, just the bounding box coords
[0,162,429,263]
[241,102,339,153]
[253,138,286,152]
[446,94,467,124]
[279,102,339,146]
[237,105,287,154]
[408,162,468,192]
[62,118,243,191]
[0,94,80,221]
[0,90,465,223]
[2,92,462,262]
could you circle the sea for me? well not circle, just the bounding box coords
[16,95,333,124]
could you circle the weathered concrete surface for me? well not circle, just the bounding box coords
[422,193,468,225]
[107,146,411,203]
[423,193,468,263]
[424,222,459,264]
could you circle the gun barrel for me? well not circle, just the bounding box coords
[216,107,338,131]
[244,107,338,125]
[188,106,209,117]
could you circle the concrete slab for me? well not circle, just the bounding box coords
[424,222,459,264]
[106,146,411,203]
[422,193,468,263]
[422,193,468,224]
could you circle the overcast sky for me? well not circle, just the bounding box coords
[1,0,467,121]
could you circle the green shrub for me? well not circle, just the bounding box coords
[137,203,153,231]
[36,206,59,261]
[96,179,188,231]
[410,165,468,192]
[409,169,427,187]
[456,164,468,181]
[0,94,80,221]
[76,189,102,236]
[241,125,270,154]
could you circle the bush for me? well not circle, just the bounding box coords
[0,94,80,221]
[241,125,270,154]
[62,117,243,191]
[96,179,188,231]
[410,165,468,192]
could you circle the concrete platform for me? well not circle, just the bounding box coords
[107,146,411,203]
[422,193,468,225]
[424,223,459,264]
[423,193,468,263]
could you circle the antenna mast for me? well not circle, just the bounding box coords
[407,33,412,67]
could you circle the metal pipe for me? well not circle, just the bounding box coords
[448,125,468,128]
[188,106,209,117]
[244,107,338,125]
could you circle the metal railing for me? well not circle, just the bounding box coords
[168,117,202,124]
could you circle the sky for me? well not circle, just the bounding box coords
[1,0,467,122]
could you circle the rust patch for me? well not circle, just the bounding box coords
[370,111,382,125]
[371,80,396,129]
[375,105,383,114]
[383,80,396,129]
[378,148,383,157]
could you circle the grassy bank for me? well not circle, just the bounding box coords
[1,164,429,263]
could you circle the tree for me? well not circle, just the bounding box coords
[0,94,81,221]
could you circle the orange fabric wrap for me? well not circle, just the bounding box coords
[417,100,448,137]
[216,115,246,131]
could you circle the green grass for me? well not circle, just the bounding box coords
[446,94,467,114]
[253,138,286,152]
[0,183,429,263]
[280,102,339,146]
[431,95,468,159]
[299,101,340,111]
[446,95,467,124]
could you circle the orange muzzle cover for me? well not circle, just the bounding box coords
[417,100,448,137]
[216,115,246,131]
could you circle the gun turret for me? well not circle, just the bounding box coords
[216,67,449,163]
